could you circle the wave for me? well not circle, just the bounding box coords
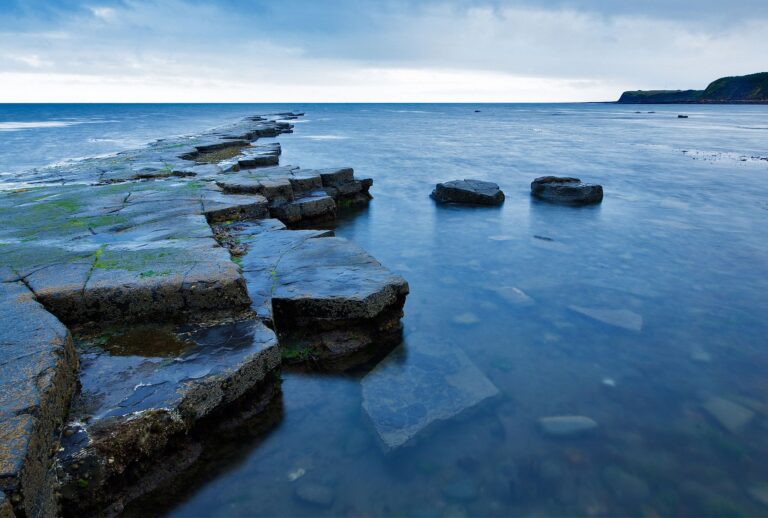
[302,135,348,141]
[0,119,117,132]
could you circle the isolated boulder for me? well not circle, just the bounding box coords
[530,176,603,205]
[431,179,505,206]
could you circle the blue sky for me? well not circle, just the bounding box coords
[0,0,765,102]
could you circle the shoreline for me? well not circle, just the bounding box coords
[0,112,408,516]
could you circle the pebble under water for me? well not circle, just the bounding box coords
[3,103,768,516]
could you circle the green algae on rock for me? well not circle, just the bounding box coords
[0,111,408,516]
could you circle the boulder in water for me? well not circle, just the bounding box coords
[530,176,603,205]
[431,179,505,206]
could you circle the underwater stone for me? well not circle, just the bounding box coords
[538,415,598,436]
[569,305,643,332]
[294,482,335,507]
[361,333,499,450]
[703,397,755,433]
[602,466,650,502]
[441,478,479,502]
[749,483,768,506]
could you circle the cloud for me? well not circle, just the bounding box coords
[0,0,765,101]
[89,6,117,21]
[5,53,49,68]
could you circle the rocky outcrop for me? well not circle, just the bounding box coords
[0,111,406,515]
[431,179,505,206]
[0,281,78,518]
[56,320,280,516]
[530,176,603,205]
[216,166,372,225]
[271,237,409,362]
[223,220,408,364]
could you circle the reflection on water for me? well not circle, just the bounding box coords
[10,103,768,516]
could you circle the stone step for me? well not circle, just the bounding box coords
[269,191,336,224]
[237,143,281,169]
[228,223,408,363]
[55,319,280,515]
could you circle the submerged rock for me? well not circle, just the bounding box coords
[453,312,480,325]
[569,305,643,332]
[703,397,755,433]
[748,483,768,506]
[530,176,603,205]
[361,333,499,450]
[0,111,410,516]
[295,482,335,507]
[602,466,650,502]
[538,415,598,436]
[442,478,479,502]
[431,179,505,206]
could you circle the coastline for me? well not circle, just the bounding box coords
[0,112,408,516]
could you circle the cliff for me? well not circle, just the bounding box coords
[618,72,768,104]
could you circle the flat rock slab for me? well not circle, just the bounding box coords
[0,182,254,325]
[703,397,755,433]
[538,415,599,437]
[530,176,603,205]
[272,237,409,359]
[361,333,499,450]
[431,179,505,206]
[273,237,408,320]
[215,166,370,224]
[234,222,333,320]
[5,115,294,187]
[57,319,280,512]
[0,281,77,518]
[235,224,408,360]
[569,305,643,332]
[237,143,281,169]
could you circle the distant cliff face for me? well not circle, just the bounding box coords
[618,72,768,104]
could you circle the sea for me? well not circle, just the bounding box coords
[2,103,768,516]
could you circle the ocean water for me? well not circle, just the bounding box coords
[3,103,768,516]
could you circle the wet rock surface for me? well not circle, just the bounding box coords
[56,320,280,515]
[530,176,604,205]
[0,111,407,515]
[228,220,409,363]
[431,179,505,206]
[361,333,499,450]
[0,281,78,518]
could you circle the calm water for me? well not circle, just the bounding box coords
[3,104,768,516]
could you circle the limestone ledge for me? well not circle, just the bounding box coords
[0,112,406,516]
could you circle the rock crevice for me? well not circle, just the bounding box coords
[0,112,406,516]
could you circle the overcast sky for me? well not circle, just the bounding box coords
[1,0,765,102]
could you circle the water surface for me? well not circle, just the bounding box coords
[3,103,768,516]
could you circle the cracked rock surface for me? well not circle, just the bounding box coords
[0,112,407,516]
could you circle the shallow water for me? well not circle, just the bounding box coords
[3,103,768,516]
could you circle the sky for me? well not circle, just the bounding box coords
[0,0,765,102]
